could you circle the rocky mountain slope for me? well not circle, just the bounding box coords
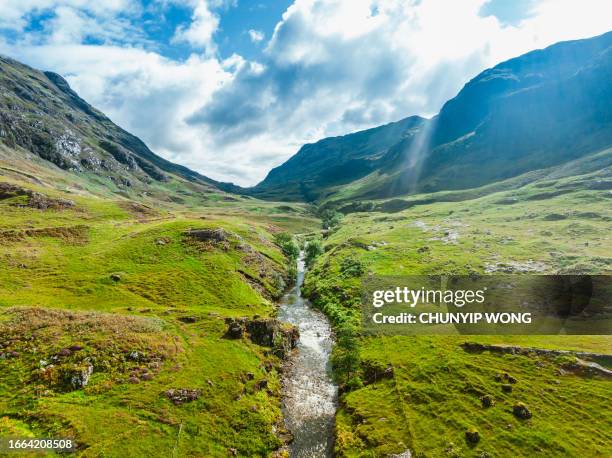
[248,116,425,201]
[0,55,220,194]
[247,31,612,203]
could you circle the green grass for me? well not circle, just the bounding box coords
[0,154,318,457]
[303,166,612,457]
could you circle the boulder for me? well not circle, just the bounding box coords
[245,319,299,358]
[178,316,199,324]
[513,402,532,419]
[165,388,202,405]
[362,360,394,385]
[480,394,494,408]
[186,228,231,243]
[465,428,480,444]
[68,364,93,389]
[225,320,244,339]
[224,318,299,358]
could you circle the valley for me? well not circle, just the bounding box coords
[1,29,611,458]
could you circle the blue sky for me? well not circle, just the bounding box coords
[0,0,611,185]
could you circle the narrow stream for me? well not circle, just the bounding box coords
[279,251,338,457]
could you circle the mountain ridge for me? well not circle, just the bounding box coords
[0,55,221,195]
[240,31,612,204]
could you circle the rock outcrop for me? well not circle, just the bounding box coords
[225,317,299,359]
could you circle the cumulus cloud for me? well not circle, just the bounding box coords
[1,0,611,185]
[172,0,219,54]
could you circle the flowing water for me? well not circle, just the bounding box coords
[279,252,337,457]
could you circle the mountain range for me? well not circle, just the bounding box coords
[245,31,612,203]
[1,31,611,207]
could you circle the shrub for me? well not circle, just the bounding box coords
[305,238,323,268]
[321,209,343,230]
[274,232,299,260]
[340,257,365,277]
[331,323,361,388]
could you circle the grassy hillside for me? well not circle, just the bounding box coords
[0,148,318,457]
[302,162,612,457]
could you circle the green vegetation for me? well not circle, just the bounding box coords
[0,150,319,456]
[304,238,323,268]
[302,165,612,457]
[274,232,300,261]
[321,209,343,231]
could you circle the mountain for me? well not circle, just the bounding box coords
[0,55,220,194]
[248,31,612,203]
[248,115,425,201]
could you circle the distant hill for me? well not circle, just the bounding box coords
[245,31,612,203]
[0,56,220,193]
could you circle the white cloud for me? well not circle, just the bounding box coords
[248,29,264,43]
[172,0,219,53]
[1,0,611,186]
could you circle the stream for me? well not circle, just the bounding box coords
[279,251,338,457]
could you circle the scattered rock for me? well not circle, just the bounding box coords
[513,402,532,419]
[465,428,480,444]
[245,372,254,380]
[128,376,140,384]
[69,345,83,352]
[388,450,412,458]
[186,228,231,243]
[140,373,154,381]
[178,316,198,324]
[502,384,513,393]
[58,348,72,357]
[68,364,93,389]
[362,360,394,385]
[110,273,121,282]
[484,260,546,273]
[254,379,268,391]
[165,388,202,405]
[480,394,494,408]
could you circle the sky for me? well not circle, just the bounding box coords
[0,0,611,186]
